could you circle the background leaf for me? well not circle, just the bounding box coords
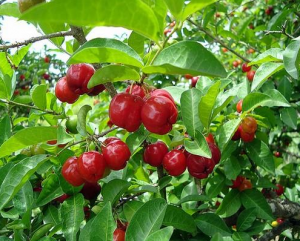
[283,39,300,79]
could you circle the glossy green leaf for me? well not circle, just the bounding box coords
[283,39,300,79]
[13,181,33,214]
[0,71,16,99]
[240,189,273,220]
[143,41,227,78]
[31,223,54,241]
[126,127,149,154]
[236,16,253,37]
[0,53,13,77]
[164,0,184,19]
[184,130,211,158]
[251,62,284,91]
[44,205,61,226]
[0,115,11,146]
[280,108,297,129]
[128,31,146,56]
[223,157,241,180]
[163,86,186,105]
[61,194,85,241]
[278,77,292,101]
[125,199,167,241]
[181,89,203,138]
[245,139,275,173]
[57,126,73,145]
[206,175,226,199]
[31,84,47,110]
[236,207,257,231]
[217,119,241,151]
[0,127,57,158]
[217,189,241,217]
[0,3,20,18]
[123,201,144,222]
[195,213,232,237]
[21,0,161,42]
[264,89,290,107]
[249,48,283,66]
[267,10,289,31]
[212,93,234,120]
[102,179,130,205]
[163,205,197,233]
[182,0,218,20]
[0,155,48,211]
[11,45,31,67]
[232,232,251,241]
[77,105,92,136]
[39,22,67,46]
[88,65,140,89]
[242,93,271,112]
[145,227,174,241]
[211,233,225,241]
[177,194,210,204]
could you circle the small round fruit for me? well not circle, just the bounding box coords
[143,141,169,167]
[125,84,146,98]
[241,117,257,134]
[191,77,199,87]
[247,70,256,82]
[55,194,70,203]
[87,84,105,96]
[66,116,78,134]
[44,56,50,63]
[163,150,186,176]
[276,218,284,224]
[80,182,101,200]
[47,140,57,145]
[55,77,79,104]
[236,100,243,113]
[238,179,252,191]
[205,133,215,144]
[20,74,25,80]
[43,73,50,80]
[233,61,239,68]
[230,176,245,189]
[113,229,125,241]
[222,47,228,53]
[242,63,251,72]
[274,152,281,157]
[77,151,106,183]
[232,125,242,141]
[240,130,255,142]
[187,154,215,179]
[265,6,273,15]
[275,184,284,196]
[62,156,85,186]
[271,221,278,227]
[208,142,221,164]
[14,90,20,96]
[66,64,95,95]
[149,89,175,103]
[18,0,45,13]
[185,74,193,79]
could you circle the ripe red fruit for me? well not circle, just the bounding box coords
[141,96,178,135]
[232,125,242,141]
[236,59,242,65]
[242,63,251,72]
[107,119,114,128]
[87,84,105,96]
[117,220,128,231]
[231,176,245,189]
[21,85,29,91]
[102,138,131,170]
[215,12,221,18]
[43,73,50,80]
[55,194,70,203]
[66,63,95,95]
[20,74,25,80]
[185,74,193,79]
[80,182,101,200]
[249,24,254,29]
[113,229,125,241]
[187,154,215,179]
[55,77,80,104]
[78,151,106,183]
[143,141,169,167]
[163,150,186,176]
[265,6,273,15]
[44,56,50,63]
[47,140,57,145]
[276,218,284,224]
[247,70,256,82]
[233,61,239,68]
[274,151,281,157]
[164,28,172,35]
[241,117,257,134]
[62,156,85,186]
[191,76,199,87]
[14,90,20,96]
[169,21,176,27]
[205,133,215,144]
[149,89,174,103]
[238,179,252,191]
[222,47,228,53]
[208,142,221,164]
[125,84,146,98]
[240,130,255,142]
[236,99,243,113]
[275,184,284,196]
[109,93,144,132]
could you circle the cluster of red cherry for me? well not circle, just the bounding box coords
[231,176,253,192]
[241,62,256,82]
[232,116,258,143]
[62,137,130,186]
[109,85,178,135]
[55,64,105,104]
[143,134,221,179]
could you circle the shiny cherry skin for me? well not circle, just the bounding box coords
[43,73,50,80]
[240,130,255,142]
[66,64,95,95]
[274,151,281,157]
[20,74,25,80]
[232,125,242,141]
[275,184,284,196]
[62,156,85,186]
[113,229,125,241]
[265,6,273,15]
[187,154,215,179]
[163,150,186,176]
[233,61,239,68]
[102,139,131,170]
[236,99,243,113]
[238,179,252,191]
[143,141,169,167]
[208,142,221,164]
[242,63,251,72]
[109,93,144,132]
[77,151,106,183]
[80,182,101,200]
[191,77,199,88]
[241,117,257,134]
[230,176,245,189]
[247,70,256,82]
[141,96,178,135]
[205,133,215,144]
[87,84,105,96]
[125,84,146,98]
[103,137,121,146]
[55,77,79,104]
[149,89,175,103]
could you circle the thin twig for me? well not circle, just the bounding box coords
[264,21,294,39]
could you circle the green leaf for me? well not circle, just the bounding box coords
[39,22,67,46]
[0,127,57,158]
[0,53,13,77]
[13,181,33,214]
[206,175,226,199]
[31,84,47,110]
[31,223,54,241]
[87,65,140,88]
[0,115,11,146]
[236,16,253,37]
[44,205,61,226]
[123,201,143,222]
[77,105,92,136]
[177,195,210,204]
[126,127,149,154]
[217,119,241,151]
[251,62,284,91]
[143,41,227,78]
[267,10,289,31]
[242,93,270,112]
[164,0,184,19]
[61,194,85,241]
[180,89,203,138]
[245,139,275,173]
[102,179,131,205]
[211,233,225,241]
[0,72,16,99]
[145,227,174,241]
[195,213,232,237]
[249,48,283,66]
[199,81,220,130]
[182,0,218,20]
[236,207,257,232]
[278,77,292,101]
[217,189,241,217]
[240,189,273,220]
[280,108,297,130]
[232,232,251,241]
[264,89,290,107]
[163,86,186,105]
[184,130,211,158]
[163,205,197,233]
[0,3,21,18]
[223,157,241,180]
[11,45,31,67]
[0,155,48,211]
[21,0,161,42]
[283,39,300,79]
[128,31,146,56]
[125,199,167,241]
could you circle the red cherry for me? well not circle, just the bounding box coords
[265,6,273,15]
[230,176,245,189]
[164,28,172,35]
[44,56,50,63]
[87,84,105,96]
[275,184,284,196]
[231,125,242,141]
[233,61,239,68]
[125,84,146,98]
[208,142,221,164]
[66,64,95,95]
[141,96,178,135]
[55,77,80,104]
[103,137,122,146]
[205,133,215,144]
[236,99,243,113]
[107,119,114,128]
[117,220,128,231]
[187,154,215,179]
[80,182,101,200]
[84,206,91,219]
[113,229,125,241]
[276,218,284,224]
[109,93,144,132]
[21,85,29,91]
[163,150,187,176]
[236,59,242,65]
[215,12,221,18]
[247,70,255,82]
[14,90,20,96]
[102,138,131,170]
[149,89,175,103]
[191,77,199,87]
[55,194,70,203]
[184,74,193,79]
[242,63,251,72]
[222,48,228,53]
[77,151,106,183]
[274,152,281,157]
[143,141,169,167]
[240,130,255,142]
[20,74,25,80]
[43,73,50,80]
[47,140,57,145]
[238,179,252,191]
[62,156,85,186]
[241,117,257,134]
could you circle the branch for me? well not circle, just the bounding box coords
[264,21,294,39]
[268,198,300,220]
[257,220,292,241]
[115,192,144,210]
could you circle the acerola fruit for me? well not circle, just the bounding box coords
[54,194,70,203]
[163,150,186,176]
[125,84,146,98]
[230,176,245,189]
[205,133,215,144]
[149,89,175,103]
[241,117,257,134]
[275,184,284,196]
[14,90,20,96]
[191,77,199,88]
[276,218,284,224]
[80,182,101,200]
[236,100,243,113]
[187,154,215,179]
[208,142,221,164]
[113,229,125,241]
[233,61,239,68]
[274,152,281,157]
[265,6,273,15]
[242,63,251,72]
[271,221,278,227]
[215,12,221,18]
[62,156,85,186]
[109,93,144,132]
[222,47,228,53]
[87,84,105,96]
[117,220,128,231]
[143,141,169,167]
[240,130,255,142]
[247,70,256,82]
[232,125,242,141]
[55,77,80,104]
[20,74,25,81]
[77,151,106,183]
[238,179,252,191]
[43,73,50,80]
[44,56,50,63]
[185,74,193,79]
